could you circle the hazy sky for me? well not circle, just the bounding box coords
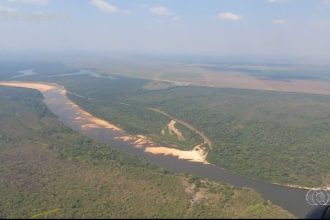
[1,0,330,60]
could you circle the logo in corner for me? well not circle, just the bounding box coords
[306,188,330,206]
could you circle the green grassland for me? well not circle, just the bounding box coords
[0,86,293,218]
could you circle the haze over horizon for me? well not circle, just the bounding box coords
[1,0,330,63]
[1,2,330,219]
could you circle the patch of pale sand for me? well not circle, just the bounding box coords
[148,107,213,150]
[134,139,148,145]
[0,81,56,92]
[86,117,121,131]
[133,139,144,144]
[137,135,147,139]
[167,120,185,141]
[114,134,209,164]
[282,184,330,190]
[115,135,136,142]
[115,136,151,148]
[0,81,123,132]
[1,81,210,164]
[116,128,209,164]
[81,124,100,129]
[145,145,209,164]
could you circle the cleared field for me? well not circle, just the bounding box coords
[71,60,330,95]
[198,72,330,96]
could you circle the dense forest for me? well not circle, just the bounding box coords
[24,73,330,188]
[0,86,293,218]
[126,86,330,187]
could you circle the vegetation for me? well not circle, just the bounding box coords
[143,81,177,91]
[0,86,293,218]
[69,94,169,135]
[26,73,330,187]
[69,94,202,151]
[126,86,330,187]
[152,121,204,150]
[25,75,203,150]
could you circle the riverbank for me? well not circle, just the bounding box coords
[0,81,323,188]
[0,81,209,164]
[0,81,312,217]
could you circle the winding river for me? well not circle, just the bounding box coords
[0,81,313,218]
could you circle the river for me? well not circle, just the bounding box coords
[0,82,312,218]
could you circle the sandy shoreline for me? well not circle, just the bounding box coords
[3,81,327,187]
[278,183,330,190]
[0,81,209,164]
[167,120,185,141]
[0,81,56,92]
[148,107,213,150]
